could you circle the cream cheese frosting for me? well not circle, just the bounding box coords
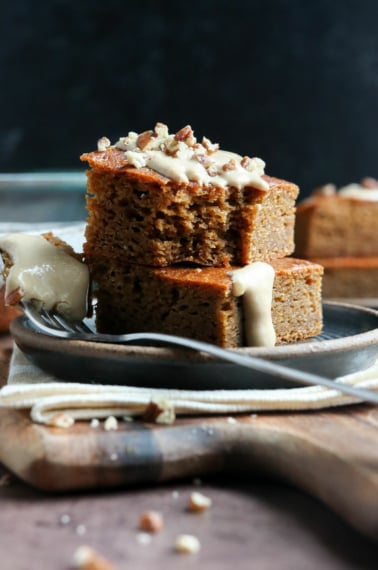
[0,234,89,320]
[230,262,276,347]
[108,122,269,191]
[338,182,378,201]
[310,178,378,201]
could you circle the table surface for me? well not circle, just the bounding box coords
[0,334,377,570]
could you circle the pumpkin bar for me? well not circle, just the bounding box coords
[295,179,378,258]
[310,256,378,299]
[81,123,299,268]
[92,257,323,348]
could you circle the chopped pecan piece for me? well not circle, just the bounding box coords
[175,125,194,142]
[72,545,115,570]
[202,136,219,154]
[137,130,155,150]
[143,399,175,424]
[222,159,237,171]
[241,156,251,169]
[154,122,169,138]
[97,137,111,152]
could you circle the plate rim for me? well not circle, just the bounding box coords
[10,301,378,364]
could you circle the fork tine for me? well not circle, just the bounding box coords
[22,301,71,339]
[22,301,93,337]
[41,308,64,330]
[48,310,93,334]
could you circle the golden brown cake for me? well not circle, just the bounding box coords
[295,178,378,299]
[295,178,378,258]
[81,123,299,268]
[92,257,323,348]
[310,256,378,299]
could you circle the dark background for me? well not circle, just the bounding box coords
[1,0,378,198]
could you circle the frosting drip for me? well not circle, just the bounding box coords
[230,262,276,347]
[0,234,89,320]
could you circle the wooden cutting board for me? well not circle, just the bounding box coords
[0,404,377,541]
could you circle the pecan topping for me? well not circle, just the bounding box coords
[361,177,378,189]
[241,156,251,169]
[202,136,219,154]
[97,136,111,152]
[137,130,155,150]
[154,122,169,138]
[222,159,237,172]
[175,125,194,142]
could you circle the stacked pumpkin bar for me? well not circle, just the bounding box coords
[81,123,323,348]
[295,178,378,300]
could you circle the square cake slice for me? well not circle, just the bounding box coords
[81,124,299,267]
[295,179,378,258]
[310,256,378,299]
[92,258,323,348]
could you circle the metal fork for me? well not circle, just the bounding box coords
[21,301,378,404]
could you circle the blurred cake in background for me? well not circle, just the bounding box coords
[295,178,378,302]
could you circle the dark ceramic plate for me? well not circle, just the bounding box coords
[10,302,378,390]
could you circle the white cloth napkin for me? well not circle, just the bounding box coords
[1,345,378,425]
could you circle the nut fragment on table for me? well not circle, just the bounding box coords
[104,416,118,431]
[175,534,201,554]
[188,491,212,512]
[138,510,164,533]
[47,412,75,428]
[143,399,175,424]
[72,545,115,570]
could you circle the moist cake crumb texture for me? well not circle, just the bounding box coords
[81,122,323,348]
[82,122,299,268]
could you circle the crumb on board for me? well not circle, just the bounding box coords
[72,544,115,570]
[138,510,164,533]
[175,534,201,554]
[104,416,118,431]
[188,491,212,513]
[47,412,75,428]
[143,399,175,424]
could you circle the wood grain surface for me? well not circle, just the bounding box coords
[0,403,377,541]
